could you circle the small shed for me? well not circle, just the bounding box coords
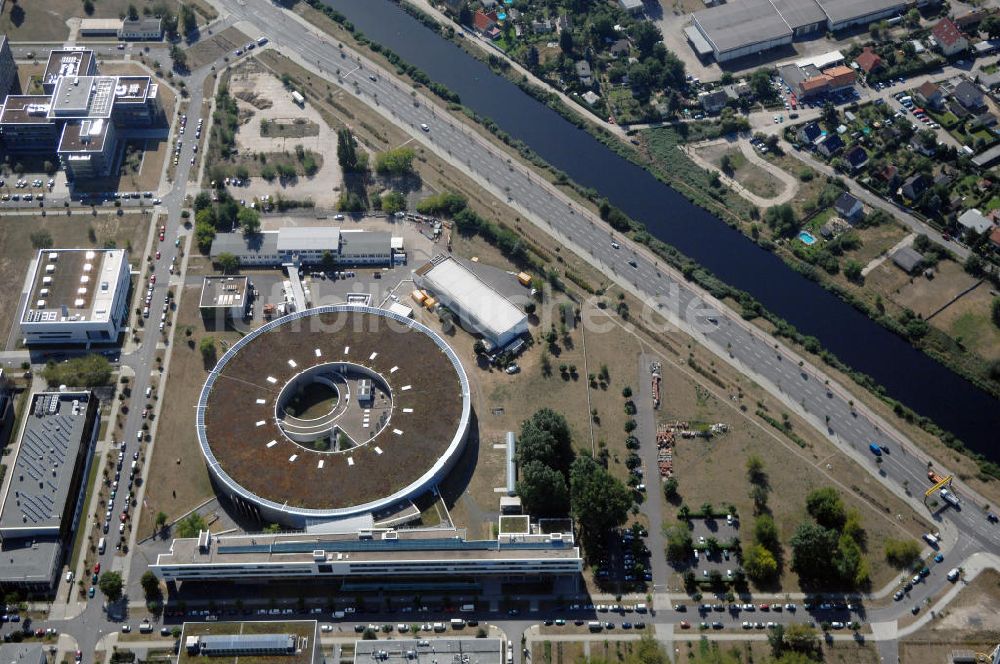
[892,246,924,274]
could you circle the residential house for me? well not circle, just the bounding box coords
[474,10,498,33]
[555,15,571,32]
[816,133,844,158]
[978,70,1000,90]
[900,173,930,200]
[723,82,752,100]
[955,8,991,31]
[855,47,882,75]
[485,26,502,40]
[581,91,601,105]
[575,61,593,86]
[951,79,986,112]
[957,208,993,235]
[619,0,644,13]
[971,111,998,129]
[878,164,900,188]
[843,145,869,172]
[990,226,1000,251]
[916,81,945,110]
[609,39,631,57]
[910,134,938,157]
[699,90,729,114]
[891,246,924,273]
[931,18,969,56]
[531,19,552,34]
[796,121,823,145]
[834,191,863,222]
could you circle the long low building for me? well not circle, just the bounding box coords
[414,254,528,349]
[354,639,503,664]
[0,392,99,593]
[210,228,402,267]
[152,526,582,584]
[18,248,132,347]
[690,0,905,62]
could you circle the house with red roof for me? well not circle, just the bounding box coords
[473,10,498,34]
[931,18,969,56]
[855,47,882,74]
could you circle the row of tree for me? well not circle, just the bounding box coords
[515,409,633,556]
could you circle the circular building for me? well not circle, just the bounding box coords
[196,304,471,528]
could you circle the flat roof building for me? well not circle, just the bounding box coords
[414,254,528,348]
[354,639,503,664]
[210,228,399,267]
[120,17,163,41]
[691,0,905,61]
[0,644,47,664]
[78,19,123,36]
[199,276,250,321]
[18,248,131,347]
[0,37,16,101]
[153,526,581,584]
[0,392,99,593]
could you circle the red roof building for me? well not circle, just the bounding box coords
[931,18,969,55]
[823,65,856,89]
[473,10,498,33]
[855,47,882,74]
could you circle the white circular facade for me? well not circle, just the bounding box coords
[196,305,471,527]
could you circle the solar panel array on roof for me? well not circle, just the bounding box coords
[197,634,296,656]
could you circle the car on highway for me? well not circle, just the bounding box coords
[611,241,620,249]
[988,512,998,523]
[420,123,429,132]
[868,442,883,456]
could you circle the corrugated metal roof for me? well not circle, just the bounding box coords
[210,232,279,260]
[276,227,340,252]
[199,633,295,653]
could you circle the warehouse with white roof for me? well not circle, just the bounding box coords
[414,255,528,348]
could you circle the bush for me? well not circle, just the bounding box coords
[884,538,921,568]
[42,354,112,387]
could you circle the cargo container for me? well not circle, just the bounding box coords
[517,272,532,287]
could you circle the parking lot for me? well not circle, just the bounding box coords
[689,517,741,581]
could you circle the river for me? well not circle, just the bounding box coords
[324,0,1000,459]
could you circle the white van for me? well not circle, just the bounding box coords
[145,386,153,398]
[460,604,475,612]
[947,568,960,582]
[98,537,106,554]
[588,621,603,632]
[432,623,446,632]
[450,619,465,628]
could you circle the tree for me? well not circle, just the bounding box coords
[140,571,160,601]
[525,46,539,70]
[744,544,778,582]
[767,623,786,658]
[179,3,197,34]
[336,128,361,172]
[30,230,53,249]
[237,207,260,235]
[216,252,239,275]
[517,409,573,472]
[375,147,415,176]
[663,477,679,501]
[790,522,838,581]
[127,4,139,20]
[382,190,407,215]
[83,0,95,15]
[631,22,661,59]
[176,513,207,538]
[992,297,1000,330]
[41,354,112,387]
[983,14,1000,39]
[517,461,570,516]
[155,511,168,531]
[195,220,216,253]
[169,44,187,71]
[569,453,633,547]
[99,571,124,602]
[763,204,798,238]
[199,338,217,366]
[664,525,693,563]
[844,259,863,284]
[753,514,780,553]
[821,101,838,127]
[746,454,767,485]
[964,254,985,277]
[559,29,574,54]
[805,487,845,529]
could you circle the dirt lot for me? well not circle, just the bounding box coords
[227,67,341,206]
[889,259,979,319]
[0,213,150,346]
[900,569,1000,663]
[185,27,251,71]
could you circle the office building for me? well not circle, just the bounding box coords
[18,248,131,347]
[199,276,250,320]
[120,18,163,40]
[0,392,99,593]
[0,36,17,100]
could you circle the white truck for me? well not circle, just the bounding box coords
[940,488,961,508]
[291,91,305,106]
[922,532,940,546]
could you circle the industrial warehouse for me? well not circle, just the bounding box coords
[17,248,133,347]
[414,254,528,349]
[687,0,906,62]
[0,392,99,593]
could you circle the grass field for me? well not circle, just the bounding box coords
[135,262,235,536]
[531,640,586,664]
[674,637,879,664]
[0,0,183,42]
[0,214,150,345]
[703,146,784,200]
